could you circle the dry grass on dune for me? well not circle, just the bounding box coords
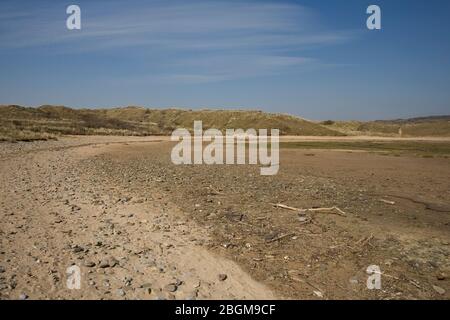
[0,105,344,139]
[321,117,450,137]
[2,105,449,141]
[0,126,56,142]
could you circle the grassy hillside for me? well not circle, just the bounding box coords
[0,105,343,141]
[321,116,450,137]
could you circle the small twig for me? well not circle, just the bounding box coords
[270,203,347,216]
[270,203,301,211]
[307,206,347,216]
[266,233,295,243]
[379,199,396,205]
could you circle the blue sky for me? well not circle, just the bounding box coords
[0,0,449,120]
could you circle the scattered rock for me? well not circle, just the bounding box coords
[108,257,119,267]
[98,260,110,268]
[313,291,324,298]
[72,245,84,253]
[164,284,178,292]
[433,285,446,295]
[0,266,5,273]
[175,279,183,286]
[124,276,133,286]
[218,274,228,281]
[436,272,447,281]
[95,241,103,247]
[98,257,118,268]
[84,261,96,268]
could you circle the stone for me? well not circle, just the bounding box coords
[175,279,183,286]
[98,260,110,268]
[108,257,119,267]
[436,272,447,281]
[19,293,28,300]
[433,285,446,295]
[72,245,84,253]
[124,276,133,286]
[98,257,118,268]
[84,261,96,267]
[313,291,324,298]
[164,284,178,292]
[218,274,228,281]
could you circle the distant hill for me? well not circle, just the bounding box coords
[321,116,450,137]
[0,105,343,141]
[376,115,450,124]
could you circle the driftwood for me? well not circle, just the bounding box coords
[370,193,450,213]
[270,203,347,216]
[379,199,396,205]
[269,203,301,212]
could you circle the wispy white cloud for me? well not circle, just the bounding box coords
[0,0,357,83]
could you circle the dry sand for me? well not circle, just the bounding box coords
[1,136,449,300]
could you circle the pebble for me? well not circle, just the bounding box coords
[218,274,228,281]
[436,272,447,281]
[164,284,178,292]
[19,293,28,300]
[84,261,96,267]
[98,260,110,268]
[109,257,119,267]
[72,245,84,253]
[175,279,183,286]
[0,266,5,273]
[313,291,323,298]
[124,276,133,286]
[433,285,446,295]
[98,257,118,268]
